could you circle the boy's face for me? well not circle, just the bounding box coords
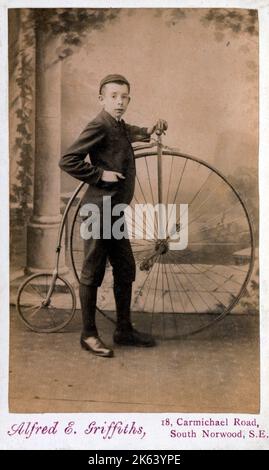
[99,83,130,120]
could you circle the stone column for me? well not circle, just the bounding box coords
[26,30,66,273]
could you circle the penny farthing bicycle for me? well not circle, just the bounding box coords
[16,129,255,338]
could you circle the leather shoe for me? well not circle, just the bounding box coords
[80,334,114,358]
[113,328,156,347]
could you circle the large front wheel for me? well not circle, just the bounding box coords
[70,149,255,338]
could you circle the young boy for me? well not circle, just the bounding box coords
[59,74,167,358]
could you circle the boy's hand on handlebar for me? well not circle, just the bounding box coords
[148,119,168,136]
[101,170,125,182]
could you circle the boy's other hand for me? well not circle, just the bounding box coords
[101,170,125,182]
[148,119,168,135]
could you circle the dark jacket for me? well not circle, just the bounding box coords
[59,109,150,207]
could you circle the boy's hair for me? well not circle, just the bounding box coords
[99,74,130,95]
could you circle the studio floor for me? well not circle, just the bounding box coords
[9,307,259,414]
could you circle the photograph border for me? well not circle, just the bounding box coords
[1,0,269,450]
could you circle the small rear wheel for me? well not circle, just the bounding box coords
[16,273,76,333]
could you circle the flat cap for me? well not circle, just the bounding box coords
[99,74,130,94]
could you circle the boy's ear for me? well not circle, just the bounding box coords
[98,94,104,104]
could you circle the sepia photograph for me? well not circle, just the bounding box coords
[8,5,260,419]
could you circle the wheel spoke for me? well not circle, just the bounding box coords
[131,195,156,239]
[187,179,224,215]
[180,263,229,310]
[143,157,159,235]
[123,204,153,239]
[140,261,160,314]
[177,263,217,311]
[17,274,75,332]
[167,170,214,241]
[26,304,42,317]
[132,257,159,309]
[187,201,242,235]
[163,257,179,335]
[165,155,174,206]
[132,246,154,253]
[135,172,157,237]
[166,158,187,234]
[188,214,249,239]
[163,260,177,313]
[151,254,162,322]
[167,252,197,312]
[161,259,165,339]
[207,268,244,287]
[26,283,45,300]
